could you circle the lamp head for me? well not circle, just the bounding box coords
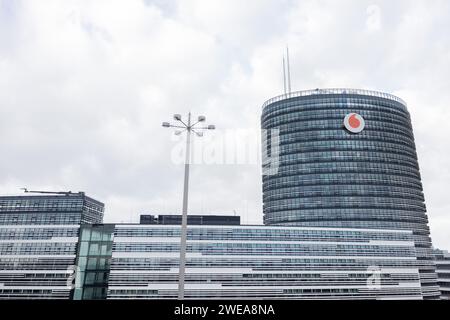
[207,125,216,130]
[174,114,182,121]
[198,115,206,122]
[162,122,170,128]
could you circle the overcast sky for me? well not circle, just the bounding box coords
[1,0,449,249]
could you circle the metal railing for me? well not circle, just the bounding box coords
[262,88,407,109]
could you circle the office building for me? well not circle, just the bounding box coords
[433,248,450,299]
[0,193,431,300]
[104,223,421,300]
[261,88,439,298]
[0,193,104,299]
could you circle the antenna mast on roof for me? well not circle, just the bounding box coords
[282,57,287,95]
[282,46,292,95]
[286,46,292,93]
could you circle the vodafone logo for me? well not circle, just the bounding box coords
[344,113,365,133]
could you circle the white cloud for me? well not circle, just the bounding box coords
[366,4,382,31]
[0,0,449,249]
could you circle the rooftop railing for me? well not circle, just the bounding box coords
[262,88,407,109]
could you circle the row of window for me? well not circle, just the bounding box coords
[271,132,413,147]
[78,242,112,256]
[263,122,413,141]
[0,213,82,225]
[112,244,415,257]
[263,175,423,192]
[269,165,421,182]
[264,187,424,202]
[276,139,416,157]
[80,229,114,242]
[0,243,77,255]
[0,228,79,240]
[275,160,420,173]
[277,150,419,167]
[263,214,427,226]
[110,257,419,268]
[0,198,84,212]
[265,195,425,208]
[113,227,413,240]
[264,219,430,234]
[262,109,411,129]
[262,98,408,121]
[268,128,416,147]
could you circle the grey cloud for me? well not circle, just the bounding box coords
[0,0,449,249]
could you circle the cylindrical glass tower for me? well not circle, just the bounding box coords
[261,88,439,298]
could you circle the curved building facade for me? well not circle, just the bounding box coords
[261,88,439,298]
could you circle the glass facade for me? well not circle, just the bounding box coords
[433,249,450,300]
[0,193,104,299]
[107,224,422,300]
[73,224,114,300]
[261,89,439,298]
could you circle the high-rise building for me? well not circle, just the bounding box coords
[433,248,450,300]
[0,193,104,299]
[261,88,439,298]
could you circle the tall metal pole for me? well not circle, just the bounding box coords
[178,112,191,299]
[163,112,214,299]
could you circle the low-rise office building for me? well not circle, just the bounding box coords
[103,224,422,300]
[433,248,450,299]
[0,194,429,300]
[0,193,104,299]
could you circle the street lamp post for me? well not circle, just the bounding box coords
[162,112,215,300]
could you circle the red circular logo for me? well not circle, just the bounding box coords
[344,113,365,133]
